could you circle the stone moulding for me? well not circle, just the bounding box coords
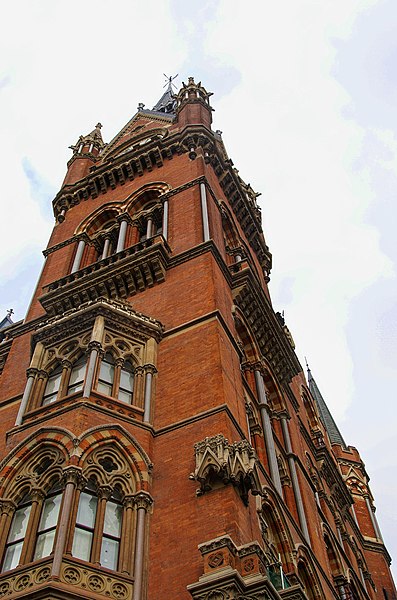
[190,434,262,505]
[39,237,170,317]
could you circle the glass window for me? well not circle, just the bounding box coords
[42,365,62,405]
[100,499,122,570]
[2,500,32,572]
[118,361,134,403]
[34,489,62,560]
[68,357,86,394]
[72,487,98,562]
[97,353,115,396]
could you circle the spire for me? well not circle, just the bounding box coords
[69,123,105,155]
[306,359,346,448]
[151,74,178,114]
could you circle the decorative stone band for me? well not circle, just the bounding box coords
[190,434,262,505]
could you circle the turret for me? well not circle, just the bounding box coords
[62,123,105,188]
[175,77,213,129]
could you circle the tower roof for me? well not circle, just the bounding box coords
[0,309,13,331]
[306,361,346,447]
[151,78,177,115]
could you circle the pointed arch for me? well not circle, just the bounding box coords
[76,203,121,236]
[260,488,295,571]
[296,545,325,600]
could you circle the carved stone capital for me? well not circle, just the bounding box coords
[132,491,153,512]
[26,367,38,379]
[31,488,46,503]
[116,212,133,225]
[62,466,83,487]
[123,495,135,509]
[61,359,73,369]
[37,369,49,381]
[88,340,102,353]
[0,499,17,516]
[98,486,113,500]
[143,363,157,375]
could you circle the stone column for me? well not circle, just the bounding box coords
[280,415,310,545]
[132,492,153,600]
[254,370,283,495]
[20,489,45,563]
[116,214,131,253]
[0,500,16,559]
[101,236,111,260]
[51,467,82,577]
[146,217,153,240]
[71,238,86,273]
[91,486,112,564]
[15,341,45,425]
[143,365,156,422]
[162,199,169,240]
[82,316,105,398]
[200,182,210,242]
[119,495,135,575]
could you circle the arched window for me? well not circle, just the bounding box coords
[2,493,32,571]
[67,356,86,395]
[96,354,134,404]
[97,352,115,395]
[118,360,134,403]
[2,483,63,572]
[72,482,123,571]
[34,484,62,560]
[42,364,62,406]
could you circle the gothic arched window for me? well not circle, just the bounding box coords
[42,364,63,405]
[96,354,134,404]
[33,484,62,560]
[72,482,123,571]
[2,493,32,571]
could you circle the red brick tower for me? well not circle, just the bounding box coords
[0,78,395,600]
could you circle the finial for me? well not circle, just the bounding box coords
[7,309,14,318]
[163,73,178,91]
[305,356,310,371]
[137,102,145,111]
[95,123,102,129]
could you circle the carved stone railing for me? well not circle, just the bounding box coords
[190,434,262,505]
[40,236,170,316]
[0,557,133,598]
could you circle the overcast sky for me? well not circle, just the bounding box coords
[0,0,396,579]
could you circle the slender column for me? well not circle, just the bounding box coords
[280,416,310,545]
[51,467,82,577]
[30,370,48,410]
[65,476,87,555]
[254,370,282,495]
[101,237,111,260]
[20,489,45,563]
[15,368,37,426]
[83,342,100,398]
[58,359,72,399]
[15,341,44,425]
[200,182,210,242]
[364,496,383,541]
[119,495,135,575]
[71,239,86,273]
[143,366,156,422]
[162,199,169,240]
[132,493,153,600]
[146,217,153,240]
[91,486,112,564]
[116,216,129,253]
[0,500,16,558]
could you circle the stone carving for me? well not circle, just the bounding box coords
[190,434,262,505]
[61,560,132,598]
[208,552,225,568]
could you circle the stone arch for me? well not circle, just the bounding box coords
[296,545,324,600]
[0,427,74,499]
[76,203,121,237]
[260,489,295,572]
[76,425,152,493]
[124,182,170,214]
[322,524,344,579]
[262,367,286,412]
[233,307,261,363]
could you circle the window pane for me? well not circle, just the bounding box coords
[118,389,132,403]
[72,528,92,561]
[34,529,55,560]
[67,382,83,394]
[119,368,133,392]
[45,372,62,396]
[99,359,114,384]
[2,541,23,572]
[38,494,61,531]
[100,537,119,570]
[42,393,58,406]
[8,505,31,542]
[103,501,122,537]
[76,492,97,528]
[69,362,86,387]
[97,381,113,396]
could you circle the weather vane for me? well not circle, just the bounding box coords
[163,73,178,91]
